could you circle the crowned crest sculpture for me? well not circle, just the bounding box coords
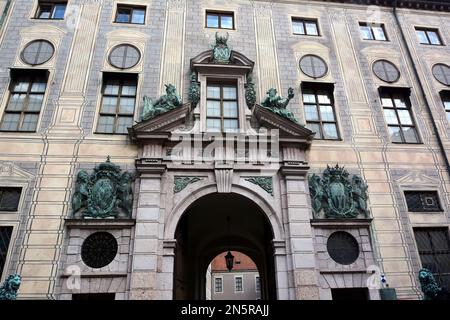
[141,84,182,121]
[72,156,134,219]
[212,32,231,64]
[418,268,450,300]
[309,164,369,219]
[261,87,298,123]
[0,274,21,300]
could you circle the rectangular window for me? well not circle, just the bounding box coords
[292,18,319,36]
[36,2,67,19]
[380,89,419,143]
[235,276,243,292]
[302,85,339,140]
[0,227,13,279]
[441,91,450,123]
[415,28,443,45]
[255,276,260,292]
[359,22,387,41]
[115,5,146,24]
[405,191,442,212]
[214,277,223,293]
[414,228,450,290]
[0,188,22,212]
[206,11,234,29]
[206,82,239,132]
[96,74,137,135]
[0,71,48,132]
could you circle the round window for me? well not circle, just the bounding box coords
[81,232,118,268]
[300,55,328,78]
[108,44,141,69]
[432,63,450,86]
[327,231,360,265]
[372,60,400,83]
[21,40,55,66]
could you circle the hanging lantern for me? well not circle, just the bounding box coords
[225,251,234,272]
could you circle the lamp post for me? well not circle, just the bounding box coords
[225,217,234,272]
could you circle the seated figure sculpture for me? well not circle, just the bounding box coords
[141,84,182,121]
[261,87,298,123]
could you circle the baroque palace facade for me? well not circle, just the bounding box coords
[0,0,449,300]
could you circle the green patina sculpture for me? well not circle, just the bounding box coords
[141,84,182,121]
[0,274,21,300]
[309,164,369,219]
[245,74,257,109]
[72,156,134,219]
[419,268,450,300]
[245,177,273,196]
[261,88,298,123]
[212,32,231,64]
[174,176,202,193]
[188,72,200,108]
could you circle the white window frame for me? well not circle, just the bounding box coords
[198,73,247,133]
[234,275,244,293]
[214,276,223,294]
[255,275,260,293]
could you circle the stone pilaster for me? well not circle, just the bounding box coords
[159,0,186,95]
[281,165,320,300]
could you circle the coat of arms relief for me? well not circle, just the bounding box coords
[309,165,369,219]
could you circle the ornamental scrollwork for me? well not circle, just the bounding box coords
[72,157,134,219]
[245,177,273,196]
[245,73,257,109]
[174,176,203,193]
[309,164,369,219]
[188,72,200,108]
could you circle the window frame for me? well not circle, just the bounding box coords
[0,187,22,212]
[0,71,48,133]
[206,81,239,133]
[291,17,320,36]
[404,191,443,212]
[415,27,443,46]
[414,228,450,290]
[95,73,138,135]
[234,275,244,293]
[380,89,421,144]
[35,1,67,20]
[302,85,341,141]
[0,226,14,281]
[214,276,223,294]
[114,5,146,25]
[205,10,235,30]
[255,275,261,293]
[441,91,450,123]
[359,22,388,41]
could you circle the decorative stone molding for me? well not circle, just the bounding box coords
[215,167,233,193]
[244,177,273,196]
[174,176,203,193]
[0,162,14,176]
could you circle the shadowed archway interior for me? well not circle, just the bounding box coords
[173,193,277,300]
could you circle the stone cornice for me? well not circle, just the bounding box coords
[252,0,450,12]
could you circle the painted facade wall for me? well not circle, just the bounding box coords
[0,0,448,300]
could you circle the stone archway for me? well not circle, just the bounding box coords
[172,192,278,300]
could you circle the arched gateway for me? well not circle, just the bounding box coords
[125,44,320,300]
